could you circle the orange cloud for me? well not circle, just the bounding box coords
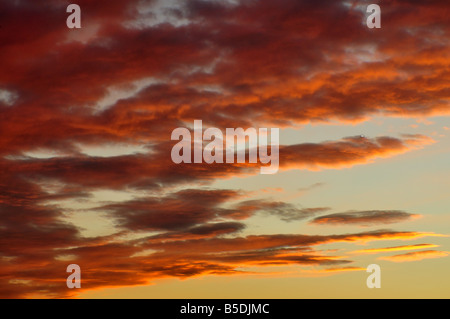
[323,267,366,273]
[1,0,449,299]
[379,250,450,263]
[352,244,439,254]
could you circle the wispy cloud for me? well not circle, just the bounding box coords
[379,250,450,263]
[0,0,449,298]
[311,210,421,226]
[352,244,440,254]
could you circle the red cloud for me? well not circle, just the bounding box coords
[0,0,449,298]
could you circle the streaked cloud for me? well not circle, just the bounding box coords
[323,267,366,273]
[379,250,449,263]
[0,0,449,298]
[352,244,440,254]
[311,210,420,226]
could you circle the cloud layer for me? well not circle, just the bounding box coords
[0,0,449,298]
[311,210,420,226]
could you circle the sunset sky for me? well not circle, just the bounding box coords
[0,0,449,298]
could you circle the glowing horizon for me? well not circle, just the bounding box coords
[0,0,449,299]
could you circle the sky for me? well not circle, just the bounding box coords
[0,0,449,299]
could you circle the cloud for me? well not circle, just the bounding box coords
[311,210,420,226]
[299,266,367,276]
[298,182,325,192]
[323,267,366,273]
[0,217,444,298]
[0,134,433,194]
[352,244,440,254]
[99,189,243,231]
[0,0,448,158]
[281,135,434,170]
[379,250,449,263]
[235,200,330,222]
[0,0,449,298]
